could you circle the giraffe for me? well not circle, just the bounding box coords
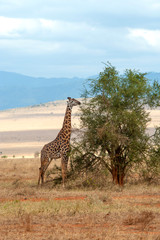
[38,97,81,187]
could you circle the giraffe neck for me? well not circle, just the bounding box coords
[62,105,72,131]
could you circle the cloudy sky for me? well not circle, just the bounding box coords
[0,0,160,78]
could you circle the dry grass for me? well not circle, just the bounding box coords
[0,157,159,240]
[124,211,155,231]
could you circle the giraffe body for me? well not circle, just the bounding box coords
[38,97,81,187]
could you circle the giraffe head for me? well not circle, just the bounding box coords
[67,97,81,109]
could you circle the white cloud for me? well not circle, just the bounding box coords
[0,16,118,51]
[0,16,96,41]
[0,1,160,77]
[128,28,160,49]
[0,16,105,59]
[0,16,39,38]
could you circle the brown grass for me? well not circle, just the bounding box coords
[124,211,155,230]
[0,157,159,240]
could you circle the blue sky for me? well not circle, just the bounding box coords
[0,0,160,78]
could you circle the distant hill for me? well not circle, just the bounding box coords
[0,71,159,110]
[0,71,86,110]
[146,72,160,82]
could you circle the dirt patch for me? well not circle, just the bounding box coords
[112,194,160,209]
[131,202,160,208]
[112,194,160,200]
[0,196,87,202]
[2,194,159,204]
[54,196,86,201]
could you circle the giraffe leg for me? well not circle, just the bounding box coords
[38,167,45,185]
[38,157,51,185]
[40,168,45,184]
[38,167,41,185]
[61,154,68,188]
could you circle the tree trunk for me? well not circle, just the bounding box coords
[111,165,125,186]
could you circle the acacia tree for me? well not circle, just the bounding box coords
[70,63,160,186]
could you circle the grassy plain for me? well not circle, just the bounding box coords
[0,157,159,240]
[0,100,160,239]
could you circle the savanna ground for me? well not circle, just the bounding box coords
[0,101,160,239]
[0,157,159,240]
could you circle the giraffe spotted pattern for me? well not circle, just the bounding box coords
[38,97,81,187]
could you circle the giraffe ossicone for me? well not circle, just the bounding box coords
[38,97,81,187]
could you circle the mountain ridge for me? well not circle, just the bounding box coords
[0,71,159,110]
[0,71,85,110]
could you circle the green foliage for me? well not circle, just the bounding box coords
[145,127,160,180]
[70,62,160,185]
